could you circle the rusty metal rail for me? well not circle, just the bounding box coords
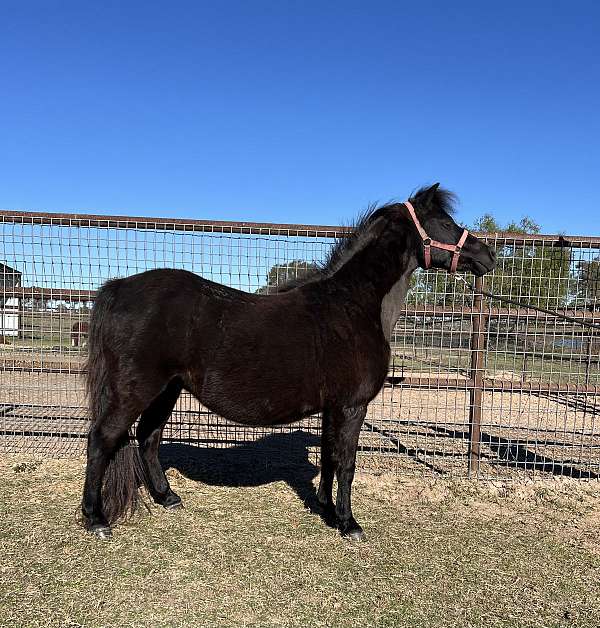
[2,208,600,246]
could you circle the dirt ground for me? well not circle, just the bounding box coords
[1,368,598,479]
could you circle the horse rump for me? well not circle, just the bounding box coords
[83,278,150,526]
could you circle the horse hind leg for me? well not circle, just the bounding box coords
[82,399,144,538]
[136,377,184,509]
[82,376,170,538]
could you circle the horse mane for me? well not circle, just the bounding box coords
[277,185,457,292]
[275,205,384,291]
[320,204,384,276]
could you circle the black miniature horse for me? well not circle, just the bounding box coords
[82,184,497,540]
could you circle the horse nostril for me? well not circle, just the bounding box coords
[489,249,497,263]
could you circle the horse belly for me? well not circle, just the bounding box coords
[197,369,320,427]
[203,394,318,427]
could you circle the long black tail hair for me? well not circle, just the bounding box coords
[85,279,149,525]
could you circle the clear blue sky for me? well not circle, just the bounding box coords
[2,1,599,235]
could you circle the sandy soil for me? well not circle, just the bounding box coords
[1,368,598,478]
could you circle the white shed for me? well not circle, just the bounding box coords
[1,263,22,337]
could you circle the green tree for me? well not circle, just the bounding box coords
[412,214,572,310]
[473,214,541,235]
[256,260,319,294]
[575,256,600,311]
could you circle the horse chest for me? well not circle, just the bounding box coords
[380,274,411,341]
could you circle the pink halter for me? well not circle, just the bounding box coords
[404,201,469,273]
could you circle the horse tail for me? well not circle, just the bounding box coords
[85,278,120,427]
[85,278,149,524]
[101,444,149,524]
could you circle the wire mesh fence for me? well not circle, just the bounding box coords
[1,209,598,479]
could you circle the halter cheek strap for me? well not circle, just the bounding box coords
[404,201,469,273]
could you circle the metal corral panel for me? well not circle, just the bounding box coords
[0,209,598,479]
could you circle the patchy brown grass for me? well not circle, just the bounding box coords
[1,456,600,627]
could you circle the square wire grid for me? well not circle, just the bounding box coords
[0,212,598,478]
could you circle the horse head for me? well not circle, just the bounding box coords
[406,183,497,276]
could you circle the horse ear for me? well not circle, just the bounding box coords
[414,183,440,206]
[426,182,440,198]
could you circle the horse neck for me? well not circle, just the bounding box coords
[332,231,419,335]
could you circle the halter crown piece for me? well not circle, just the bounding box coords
[404,201,469,273]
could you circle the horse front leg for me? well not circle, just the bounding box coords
[317,408,336,525]
[332,404,367,541]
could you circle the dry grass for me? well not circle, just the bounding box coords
[1,456,600,627]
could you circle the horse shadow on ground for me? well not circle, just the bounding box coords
[159,422,598,519]
[159,430,336,526]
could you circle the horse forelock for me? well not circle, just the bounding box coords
[409,186,458,216]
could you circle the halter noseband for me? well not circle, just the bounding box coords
[404,201,469,273]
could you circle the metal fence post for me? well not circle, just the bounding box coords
[468,275,487,477]
[585,330,594,387]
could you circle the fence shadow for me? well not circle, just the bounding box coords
[362,420,451,474]
[427,424,599,479]
[531,391,600,416]
[361,418,599,479]
[159,430,334,525]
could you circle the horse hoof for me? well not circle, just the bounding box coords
[164,499,183,511]
[344,529,366,542]
[89,525,112,540]
[342,528,367,542]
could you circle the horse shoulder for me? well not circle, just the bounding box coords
[312,294,390,406]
